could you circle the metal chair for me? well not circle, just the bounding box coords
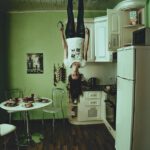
[4,89,23,123]
[0,123,19,150]
[42,88,65,132]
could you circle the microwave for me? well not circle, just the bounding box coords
[132,27,150,46]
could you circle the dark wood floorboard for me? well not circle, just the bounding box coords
[4,120,115,150]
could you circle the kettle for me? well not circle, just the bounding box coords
[88,77,97,89]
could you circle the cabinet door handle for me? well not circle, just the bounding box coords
[118,34,121,47]
[113,38,116,47]
[109,41,111,49]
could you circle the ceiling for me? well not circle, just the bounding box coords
[0,0,123,11]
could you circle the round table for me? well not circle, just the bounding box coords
[0,98,52,145]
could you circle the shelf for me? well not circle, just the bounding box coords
[123,24,144,28]
[123,43,132,47]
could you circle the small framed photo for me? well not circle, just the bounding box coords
[129,11,138,25]
[27,53,43,74]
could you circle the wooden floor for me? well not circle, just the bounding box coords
[5,120,115,150]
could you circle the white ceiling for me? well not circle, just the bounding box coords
[0,0,123,11]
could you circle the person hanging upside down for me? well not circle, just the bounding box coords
[58,0,90,68]
[58,0,89,104]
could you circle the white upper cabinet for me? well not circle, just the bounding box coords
[93,10,122,62]
[107,7,145,48]
[114,0,146,47]
[94,16,112,62]
[120,8,145,47]
[107,9,121,51]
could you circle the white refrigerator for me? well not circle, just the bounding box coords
[116,46,150,150]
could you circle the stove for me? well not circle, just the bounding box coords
[104,85,117,130]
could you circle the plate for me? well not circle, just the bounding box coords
[22,103,34,108]
[4,101,18,107]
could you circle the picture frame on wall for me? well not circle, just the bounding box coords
[27,53,43,74]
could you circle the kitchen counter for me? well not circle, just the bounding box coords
[82,84,117,96]
[82,85,103,91]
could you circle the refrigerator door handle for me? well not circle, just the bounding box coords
[117,76,134,81]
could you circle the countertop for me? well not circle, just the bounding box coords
[83,84,117,96]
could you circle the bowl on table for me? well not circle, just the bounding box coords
[35,98,49,103]
[23,97,34,103]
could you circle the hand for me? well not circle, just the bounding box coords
[60,26,64,32]
[85,27,90,35]
[57,21,64,31]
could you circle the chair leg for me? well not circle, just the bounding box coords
[61,109,65,125]
[9,113,12,124]
[23,112,26,128]
[42,112,45,127]
[19,112,23,121]
[2,131,19,150]
[14,131,20,150]
[4,142,7,150]
[52,114,55,133]
[42,112,46,135]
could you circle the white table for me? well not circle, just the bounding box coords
[0,98,52,144]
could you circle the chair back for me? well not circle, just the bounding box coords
[4,89,23,100]
[51,88,65,108]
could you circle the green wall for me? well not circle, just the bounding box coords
[4,10,105,119]
[147,0,150,26]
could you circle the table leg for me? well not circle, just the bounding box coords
[25,111,32,144]
[18,111,33,147]
[19,111,43,146]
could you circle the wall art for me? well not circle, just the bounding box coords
[27,53,43,74]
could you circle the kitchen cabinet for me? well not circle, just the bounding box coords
[120,8,145,47]
[98,8,145,51]
[75,14,121,62]
[94,9,121,62]
[107,9,121,51]
[68,91,103,125]
[113,0,146,47]
[68,90,116,138]
[94,16,113,62]
[106,8,145,48]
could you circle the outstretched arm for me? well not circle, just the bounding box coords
[59,25,68,59]
[84,27,90,61]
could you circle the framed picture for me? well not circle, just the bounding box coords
[27,53,43,74]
